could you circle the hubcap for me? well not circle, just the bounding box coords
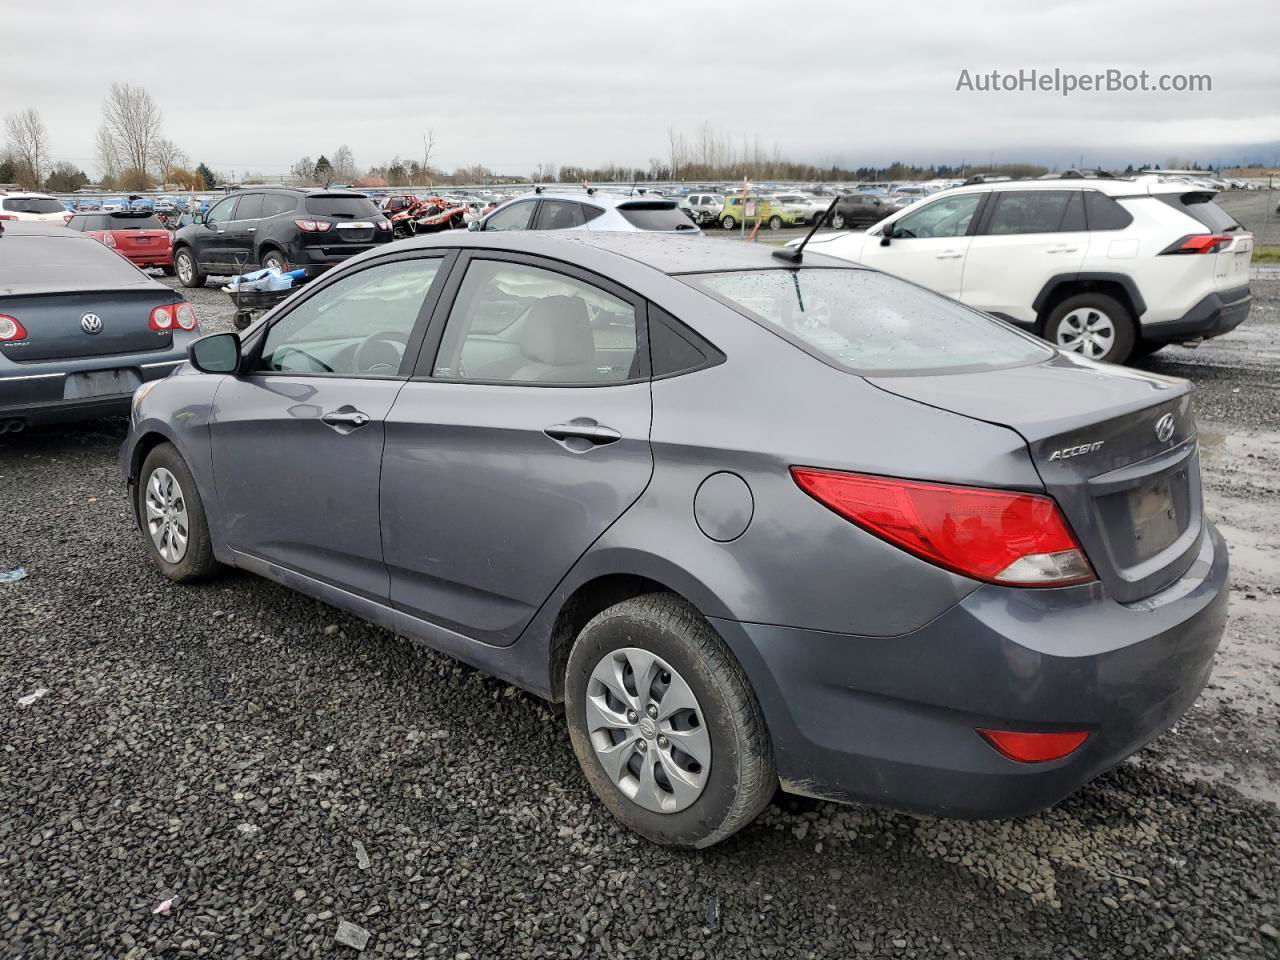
[1056,307,1116,360]
[177,254,192,282]
[585,648,711,814]
[144,467,190,564]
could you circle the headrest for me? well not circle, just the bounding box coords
[515,296,594,366]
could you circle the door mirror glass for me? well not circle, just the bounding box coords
[192,213,204,225]
[468,218,480,232]
[189,332,241,373]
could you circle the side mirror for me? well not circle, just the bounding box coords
[467,219,480,232]
[192,213,204,225]
[188,332,241,374]
[880,228,893,246]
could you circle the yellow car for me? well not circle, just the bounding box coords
[718,196,806,230]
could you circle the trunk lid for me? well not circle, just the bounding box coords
[0,289,176,362]
[868,352,1202,602]
[109,228,171,256]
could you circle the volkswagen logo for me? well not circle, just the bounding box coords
[1154,413,1176,443]
[80,313,103,335]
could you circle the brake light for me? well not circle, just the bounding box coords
[63,213,73,222]
[103,232,117,248]
[0,215,16,221]
[294,219,332,232]
[0,315,28,341]
[790,468,1094,587]
[149,305,175,330]
[977,729,1089,763]
[174,302,198,331]
[375,218,391,230]
[1159,234,1233,255]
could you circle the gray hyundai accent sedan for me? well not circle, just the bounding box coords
[120,231,1227,848]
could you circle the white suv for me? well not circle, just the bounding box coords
[801,178,1253,364]
[0,192,72,224]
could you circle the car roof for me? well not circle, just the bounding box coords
[390,230,860,276]
[0,191,58,199]
[935,177,1192,198]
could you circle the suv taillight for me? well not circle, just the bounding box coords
[0,315,28,341]
[791,467,1094,587]
[1159,234,1233,255]
[294,219,332,232]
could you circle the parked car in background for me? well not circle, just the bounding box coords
[472,190,700,234]
[772,193,830,225]
[171,188,393,287]
[828,194,897,229]
[0,192,72,224]
[0,221,198,430]
[66,210,174,274]
[802,178,1253,364]
[718,196,805,230]
[679,193,725,225]
[122,230,1226,848]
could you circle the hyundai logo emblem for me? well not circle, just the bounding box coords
[1155,413,1176,443]
[80,313,103,335]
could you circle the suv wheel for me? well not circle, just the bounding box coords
[261,249,287,272]
[1044,293,1135,364]
[174,247,205,288]
[768,215,783,231]
[564,593,775,848]
[137,443,220,583]
[831,212,846,229]
[721,215,737,230]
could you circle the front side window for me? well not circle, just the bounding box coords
[433,259,638,384]
[986,190,1077,235]
[205,198,237,226]
[686,268,1051,375]
[259,258,441,376]
[889,193,982,238]
[484,201,536,232]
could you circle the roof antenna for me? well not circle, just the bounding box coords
[773,195,841,263]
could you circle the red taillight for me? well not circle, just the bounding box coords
[149,305,175,331]
[977,728,1089,763]
[0,214,16,221]
[0,314,28,341]
[63,213,73,222]
[174,302,198,331]
[790,468,1095,587]
[1159,234,1233,255]
[103,232,117,248]
[294,219,332,232]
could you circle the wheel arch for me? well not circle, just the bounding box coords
[1032,273,1146,333]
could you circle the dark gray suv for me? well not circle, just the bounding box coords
[120,231,1227,847]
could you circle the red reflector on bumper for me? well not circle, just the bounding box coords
[977,728,1089,763]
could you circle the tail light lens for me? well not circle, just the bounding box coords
[375,218,391,231]
[63,213,73,222]
[1159,234,1233,255]
[174,302,198,331]
[978,728,1089,763]
[0,315,28,341]
[294,219,332,232]
[790,468,1094,587]
[149,305,175,330]
[0,214,16,222]
[103,232,117,248]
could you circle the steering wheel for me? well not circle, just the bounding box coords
[354,329,410,374]
[271,345,334,373]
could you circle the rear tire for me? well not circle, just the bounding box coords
[174,247,205,288]
[768,215,783,231]
[137,443,221,583]
[1043,292,1136,365]
[261,248,287,272]
[831,212,846,229]
[564,593,775,848]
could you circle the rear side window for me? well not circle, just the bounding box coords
[303,195,380,219]
[2,197,64,214]
[1083,191,1134,230]
[233,194,264,221]
[1156,192,1240,232]
[581,204,605,223]
[0,236,145,285]
[617,202,697,231]
[686,268,1051,375]
[262,194,297,218]
[533,200,586,230]
[986,191,1077,235]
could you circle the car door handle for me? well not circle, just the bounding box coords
[934,251,964,259]
[247,227,256,233]
[321,410,370,428]
[1047,246,1080,254]
[215,229,226,234]
[544,419,622,446]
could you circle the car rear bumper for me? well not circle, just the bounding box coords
[122,251,174,268]
[1143,285,1251,343]
[710,522,1228,819]
[0,354,188,426]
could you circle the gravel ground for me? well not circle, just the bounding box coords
[1,273,1278,958]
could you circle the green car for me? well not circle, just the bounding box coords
[718,196,806,230]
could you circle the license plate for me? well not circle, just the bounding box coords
[1129,479,1178,560]
[63,369,141,400]
[136,237,153,244]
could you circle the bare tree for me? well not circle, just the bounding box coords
[290,156,316,184]
[100,82,163,178]
[331,144,358,181]
[150,138,187,184]
[4,108,49,189]
[422,130,436,185]
[95,124,122,185]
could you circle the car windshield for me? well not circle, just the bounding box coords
[2,197,65,214]
[686,268,1052,374]
[303,195,380,219]
[0,236,145,285]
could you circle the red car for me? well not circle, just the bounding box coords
[65,210,174,274]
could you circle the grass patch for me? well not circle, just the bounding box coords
[1254,245,1280,262]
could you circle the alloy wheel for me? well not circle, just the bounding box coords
[176,253,192,284]
[1056,306,1116,360]
[145,466,189,564]
[585,647,711,814]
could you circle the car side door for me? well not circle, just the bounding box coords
[960,189,1087,326]
[196,196,239,270]
[855,192,986,298]
[223,192,263,271]
[208,251,453,600]
[379,252,654,646]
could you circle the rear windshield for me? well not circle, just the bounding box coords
[304,195,380,219]
[617,202,698,231]
[1157,192,1241,232]
[108,213,164,229]
[0,236,145,285]
[2,197,65,214]
[686,268,1052,374]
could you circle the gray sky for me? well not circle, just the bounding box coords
[5,0,1278,178]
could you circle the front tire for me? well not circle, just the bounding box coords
[721,215,737,230]
[831,212,846,229]
[768,215,783,231]
[1043,293,1136,364]
[174,247,205,288]
[565,594,775,848]
[137,443,220,583]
